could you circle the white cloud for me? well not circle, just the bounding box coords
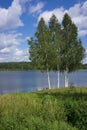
[81,1,87,15]
[69,2,87,30]
[0,48,29,62]
[0,48,10,53]
[79,30,87,36]
[38,7,64,24]
[12,48,29,61]
[0,0,30,62]
[68,3,81,17]
[0,33,22,49]
[0,0,30,31]
[38,1,87,37]
[0,32,29,62]
[29,2,45,14]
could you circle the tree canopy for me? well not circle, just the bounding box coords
[62,13,85,72]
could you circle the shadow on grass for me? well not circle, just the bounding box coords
[36,87,87,101]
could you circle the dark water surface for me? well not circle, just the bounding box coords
[0,70,87,94]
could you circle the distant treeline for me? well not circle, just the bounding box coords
[0,62,36,71]
[82,64,87,69]
[0,62,86,71]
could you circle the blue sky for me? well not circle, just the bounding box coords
[0,0,87,63]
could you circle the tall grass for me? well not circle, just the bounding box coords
[0,87,87,130]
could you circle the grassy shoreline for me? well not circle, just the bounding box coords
[0,87,87,130]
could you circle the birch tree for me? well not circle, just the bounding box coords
[28,18,54,89]
[49,15,63,88]
[62,13,85,87]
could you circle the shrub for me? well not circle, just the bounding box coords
[65,100,87,130]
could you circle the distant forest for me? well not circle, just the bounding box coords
[0,62,87,71]
[0,62,35,71]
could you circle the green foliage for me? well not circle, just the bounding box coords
[49,14,63,71]
[0,87,87,130]
[28,18,55,72]
[62,13,85,72]
[28,13,85,73]
[65,101,87,130]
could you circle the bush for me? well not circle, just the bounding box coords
[65,100,87,130]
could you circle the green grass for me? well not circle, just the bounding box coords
[0,87,87,130]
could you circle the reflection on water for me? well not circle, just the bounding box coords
[0,70,87,94]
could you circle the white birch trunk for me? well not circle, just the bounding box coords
[45,52,51,89]
[57,71,60,88]
[47,67,51,89]
[65,70,68,87]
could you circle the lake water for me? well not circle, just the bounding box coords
[0,70,87,94]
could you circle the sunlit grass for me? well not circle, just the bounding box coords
[0,87,87,130]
